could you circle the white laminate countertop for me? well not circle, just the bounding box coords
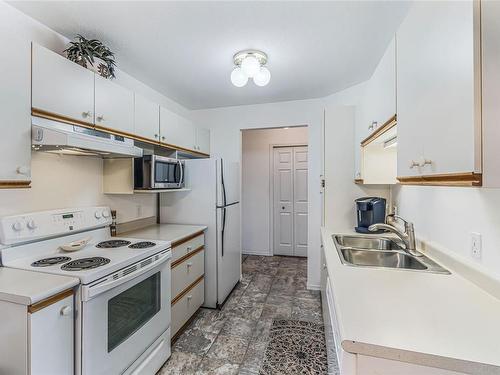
[321,227,500,375]
[0,268,79,306]
[122,224,207,245]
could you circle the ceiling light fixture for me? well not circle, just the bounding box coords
[231,50,271,87]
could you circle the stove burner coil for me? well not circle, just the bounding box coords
[128,241,156,249]
[31,256,72,267]
[96,240,131,248]
[61,257,110,271]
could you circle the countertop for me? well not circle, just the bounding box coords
[122,224,207,245]
[321,227,500,374]
[0,268,79,306]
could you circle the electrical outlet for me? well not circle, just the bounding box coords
[471,232,482,260]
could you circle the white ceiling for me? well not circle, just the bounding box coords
[10,1,410,110]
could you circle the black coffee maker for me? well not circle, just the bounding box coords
[355,197,386,233]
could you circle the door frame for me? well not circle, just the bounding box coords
[269,143,308,256]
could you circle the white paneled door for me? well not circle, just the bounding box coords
[273,146,308,257]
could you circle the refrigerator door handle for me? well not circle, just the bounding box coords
[221,207,226,257]
[221,159,227,207]
[216,201,239,209]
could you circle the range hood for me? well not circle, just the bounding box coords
[31,116,143,158]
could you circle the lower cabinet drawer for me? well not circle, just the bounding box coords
[171,278,204,337]
[171,249,204,300]
[171,233,204,264]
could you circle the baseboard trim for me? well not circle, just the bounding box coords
[242,249,271,256]
[307,282,321,291]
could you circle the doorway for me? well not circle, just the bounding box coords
[272,146,308,257]
[240,126,308,257]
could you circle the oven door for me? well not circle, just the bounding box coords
[81,252,171,375]
[152,156,184,189]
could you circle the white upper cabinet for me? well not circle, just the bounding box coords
[368,37,396,127]
[134,94,160,142]
[94,75,134,134]
[397,0,481,179]
[0,36,31,185]
[32,44,95,125]
[195,128,210,155]
[159,107,196,151]
[354,37,396,182]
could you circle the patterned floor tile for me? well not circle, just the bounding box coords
[157,255,335,374]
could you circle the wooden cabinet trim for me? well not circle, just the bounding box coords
[171,245,204,268]
[171,231,205,247]
[397,172,482,186]
[171,275,204,306]
[361,114,397,147]
[32,108,94,130]
[0,181,31,189]
[28,288,74,313]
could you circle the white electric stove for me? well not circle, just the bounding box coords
[0,207,172,375]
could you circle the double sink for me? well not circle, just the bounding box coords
[333,235,450,274]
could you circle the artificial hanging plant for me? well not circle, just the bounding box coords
[64,34,116,79]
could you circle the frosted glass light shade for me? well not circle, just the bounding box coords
[253,67,271,86]
[231,68,248,87]
[240,55,260,77]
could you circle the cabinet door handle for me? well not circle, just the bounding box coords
[323,263,327,270]
[418,157,432,167]
[60,306,72,316]
[96,115,105,122]
[187,295,192,301]
[82,111,92,119]
[187,262,193,267]
[16,166,30,176]
[161,136,165,140]
[154,134,158,138]
[186,246,192,252]
[409,160,420,169]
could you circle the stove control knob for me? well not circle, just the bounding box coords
[102,210,110,218]
[27,220,37,230]
[12,221,24,231]
[94,211,102,219]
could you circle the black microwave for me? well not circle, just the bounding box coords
[134,155,185,189]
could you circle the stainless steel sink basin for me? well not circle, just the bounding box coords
[340,248,427,270]
[332,234,450,274]
[334,235,402,250]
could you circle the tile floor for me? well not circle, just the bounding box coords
[158,255,323,374]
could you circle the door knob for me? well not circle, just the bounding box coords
[60,306,72,316]
[282,206,285,210]
[96,115,105,122]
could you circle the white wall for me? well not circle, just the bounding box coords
[393,186,500,279]
[323,106,391,232]
[241,127,308,255]
[0,2,190,223]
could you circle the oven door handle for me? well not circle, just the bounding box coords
[82,251,171,301]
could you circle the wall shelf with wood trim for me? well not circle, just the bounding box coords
[361,114,397,147]
[133,188,191,194]
[397,172,482,187]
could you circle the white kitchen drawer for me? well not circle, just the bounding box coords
[171,233,204,265]
[171,249,204,300]
[171,278,204,337]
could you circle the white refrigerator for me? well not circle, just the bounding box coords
[159,158,241,308]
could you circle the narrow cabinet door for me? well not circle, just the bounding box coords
[397,1,480,177]
[134,94,160,142]
[159,106,196,151]
[29,295,74,375]
[95,74,134,134]
[32,44,95,125]
[0,35,31,183]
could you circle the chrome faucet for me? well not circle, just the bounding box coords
[368,214,422,257]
